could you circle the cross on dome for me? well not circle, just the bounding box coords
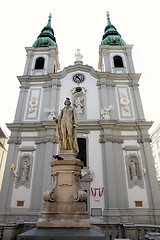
[49,13,52,21]
[106,11,109,19]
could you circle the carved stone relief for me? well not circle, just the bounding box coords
[74,95,84,114]
[28,97,38,115]
[101,105,112,119]
[120,94,130,113]
[71,87,87,115]
[116,86,134,119]
[24,87,42,120]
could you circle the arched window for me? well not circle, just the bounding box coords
[35,57,45,69]
[113,55,124,68]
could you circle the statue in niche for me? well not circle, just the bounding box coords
[75,49,83,62]
[53,98,79,153]
[101,105,112,119]
[129,160,138,180]
[21,160,30,180]
[74,95,84,114]
[127,155,144,188]
[72,87,86,115]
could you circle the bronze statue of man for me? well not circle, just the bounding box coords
[54,98,79,154]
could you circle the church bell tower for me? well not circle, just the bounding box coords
[0,15,61,222]
[96,12,160,224]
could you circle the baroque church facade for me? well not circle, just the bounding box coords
[0,13,160,224]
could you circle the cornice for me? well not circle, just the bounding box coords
[6,121,56,132]
[99,120,153,131]
[50,66,141,82]
[8,138,21,144]
[137,137,152,143]
[99,135,124,143]
[49,64,100,79]
[111,73,141,81]
[17,75,52,84]
[35,136,57,144]
[25,46,58,53]
[18,69,141,87]
[99,44,134,52]
[6,120,153,133]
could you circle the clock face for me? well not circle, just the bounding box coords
[73,74,85,83]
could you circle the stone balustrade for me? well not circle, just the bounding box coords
[0,222,160,240]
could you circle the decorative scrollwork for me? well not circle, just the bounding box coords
[74,172,87,202]
[43,172,57,202]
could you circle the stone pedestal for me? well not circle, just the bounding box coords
[36,150,90,228]
[18,225,105,240]
[145,232,160,239]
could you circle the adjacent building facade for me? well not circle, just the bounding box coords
[0,13,160,224]
[150,124,160,184]
[0,128,8,192]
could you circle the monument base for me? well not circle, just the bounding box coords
[36,202,90,228]
[37,218,90,228]
[18,225,105,240]
[36,151,90,228]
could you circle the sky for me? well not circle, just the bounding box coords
[0,0,160,136]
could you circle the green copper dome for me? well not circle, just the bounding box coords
[33,14,57,47]
[101,12,126,46]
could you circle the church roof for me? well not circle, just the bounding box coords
[32,14,57,47]
[0,127,7,138]
[101,12,126,46]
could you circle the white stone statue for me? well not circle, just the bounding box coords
[44,107,56,120]
[21,161,30,180]
[75,49,83,61]
[140,168,146,178]
[53,98,79,153]
[13,169,19,179]
[101,105,112,119]
[129,160,137,180]
[74,95,84,114]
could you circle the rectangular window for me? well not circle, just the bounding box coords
[77,138,87,167]
[17,201,24,207]
[135,201,143,207]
